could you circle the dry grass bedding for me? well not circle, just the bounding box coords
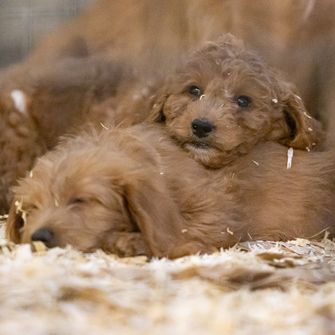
[0,219,334,335]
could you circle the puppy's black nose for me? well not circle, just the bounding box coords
[31,228,54,246]
[191,119,214,138]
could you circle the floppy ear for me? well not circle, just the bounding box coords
[146,90,169,123]
[5,199,24,243]
[279,92,324,150]
[123,173,186,258]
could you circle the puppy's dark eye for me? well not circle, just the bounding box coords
[188,85,203,98]
[235,95,252,108]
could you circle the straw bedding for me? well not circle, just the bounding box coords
[0,220,334,335]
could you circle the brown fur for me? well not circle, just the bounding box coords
[8,0,335,123]
[148,35,324,168]
[6,124,335,258]
[0,56,154,213]
[1,1,334,209]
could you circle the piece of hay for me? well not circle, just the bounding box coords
[287,147,294,169]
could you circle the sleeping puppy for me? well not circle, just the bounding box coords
[5,124,335,258]
[5,125,192,258]
[0,55,154,213]
[148,34,324,168]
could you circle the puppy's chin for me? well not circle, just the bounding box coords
[184,143,229,168]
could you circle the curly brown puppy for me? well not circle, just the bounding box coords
[0,56,154,213]
[6,124,335,258]
[148,34,324,168]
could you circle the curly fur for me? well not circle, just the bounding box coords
[6,124,335,258]
[148,35,324,168]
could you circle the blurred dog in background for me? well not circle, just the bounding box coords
[5,0,334,124]
[0,55,156,213]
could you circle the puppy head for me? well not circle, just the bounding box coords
[6,128,186,257]
[148,34,324,168]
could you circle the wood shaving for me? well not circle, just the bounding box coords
[287,147,294,169]
[10,89,27,114]
[100,122,109,130]
[227,227,234,235]
[14,198,27,226]
[304,111,313,119]
[0,222,334,334]
[31,241,48,253]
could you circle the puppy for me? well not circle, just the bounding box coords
[6,124,335,258]
[148,34,324,168]
[0,56,154,213]
[5,125,191,258]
